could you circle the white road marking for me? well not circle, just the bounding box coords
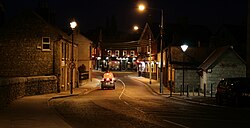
[118,78,190,128]
[118,79,126,101]
[117,79,145,114]
[163,119,190,128]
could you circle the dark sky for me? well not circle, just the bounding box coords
[2,0,248,33]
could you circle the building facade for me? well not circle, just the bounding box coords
[0,11,92,107]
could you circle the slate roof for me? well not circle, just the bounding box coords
[0,10,70,42]
[198,46,245,70]
[169,46,213,69]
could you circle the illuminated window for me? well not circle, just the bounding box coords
[130,50,135,56]
[107,50,112,56]
[42,37,50,51]
[123,50,127,56]
[115,50,119,57]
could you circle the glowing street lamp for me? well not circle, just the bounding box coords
[181,44,188,52]
[138,4,145,11]
[181,44,188,96]
[70,21,77,30]
[133,25,139,31]
[137,3,164,93]
[70,19,77,95]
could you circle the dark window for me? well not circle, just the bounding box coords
[42,37,50,51]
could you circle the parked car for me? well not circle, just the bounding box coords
[101,71,116,90]
[216,77,250,106]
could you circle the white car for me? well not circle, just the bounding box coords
[101,72,116,90]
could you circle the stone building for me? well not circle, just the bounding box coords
[0,10,92,107]
[164,45,246,94]
[0,10,67,77]
[199,46,246,94]
[165,46,212,92]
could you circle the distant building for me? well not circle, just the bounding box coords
[137,23,158,79]
[101,41,139,71]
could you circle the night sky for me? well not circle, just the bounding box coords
[2,0,248,33]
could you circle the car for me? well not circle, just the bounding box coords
[100,71,116,90]
[216,77,250,106]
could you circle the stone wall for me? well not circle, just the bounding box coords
[0,76,57,109]
[174,69,200,93]
[0,11,58,77]
[206,51,246,92]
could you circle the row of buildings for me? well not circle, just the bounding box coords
[95,21,246,94]
[0,5,248,107]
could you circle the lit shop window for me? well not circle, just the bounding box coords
[115,50,119,57]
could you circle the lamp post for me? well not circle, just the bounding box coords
[149,34,152,84]
[138,4,164,93]
[70,19,77,95]
[181,44,188,96]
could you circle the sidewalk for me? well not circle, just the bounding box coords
[128,73,217,106]
[0,78,100,128]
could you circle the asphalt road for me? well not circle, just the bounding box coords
[50,72,250,128]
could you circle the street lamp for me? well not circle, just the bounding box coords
[70,19,77,95]
[133,25,139,31]
[149,34,152,84]
[181,44,188,96]
[137,4,164,93]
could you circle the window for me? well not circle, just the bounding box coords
[107,50,112,56]
[115,50,119,57]
[130,50,135,57]
[147,46,149,54]
[137,47,141,53]
[123,50,127,56]
[42,37,50,51]
[61,42,66,61]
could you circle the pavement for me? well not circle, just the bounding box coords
[0,71,216,128]
[127,73,217,106]
[0,78,100,128]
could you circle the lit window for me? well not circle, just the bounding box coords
[130,50,135,56]
[107,50,112,56]
[42,37,50,51]
[115,50,119,57]
[123,50,127,56]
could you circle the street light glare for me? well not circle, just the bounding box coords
[181,44,188,52]
[138,4,145,11]
[133,25,139,31]
[70,21,77,29]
